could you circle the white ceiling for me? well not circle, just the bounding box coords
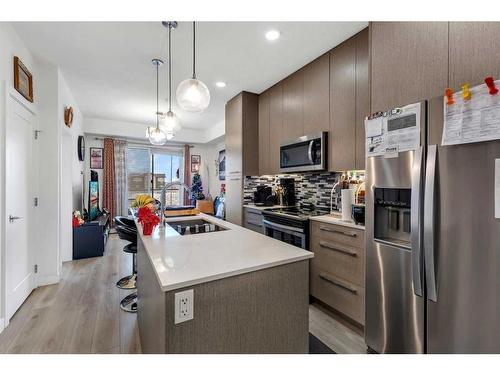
[12,21,367,132]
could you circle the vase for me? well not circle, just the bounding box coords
[143,222,155,235]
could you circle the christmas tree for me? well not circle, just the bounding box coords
[190,173,205,203]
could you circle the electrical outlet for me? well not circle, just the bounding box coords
[174,289,194,324]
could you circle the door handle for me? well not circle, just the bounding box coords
[424,145,438,302]
[410,146,424,296]
[9,215,23,223]
[307,140,314,164]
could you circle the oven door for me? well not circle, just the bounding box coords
[279,132,326,173]
[262,219,307,249]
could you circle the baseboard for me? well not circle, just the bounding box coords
[36,275,60,287]
[0,318,5,334]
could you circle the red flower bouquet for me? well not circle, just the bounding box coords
[137,207,160,235]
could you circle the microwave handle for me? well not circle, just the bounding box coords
[307,140,314,164]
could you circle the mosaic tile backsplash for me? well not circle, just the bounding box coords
[244,171,365,213]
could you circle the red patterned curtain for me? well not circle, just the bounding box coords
[103,138,116,219]
[184,144,190,205]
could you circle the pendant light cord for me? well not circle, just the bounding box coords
[192,21,196,79]
[169,24,172,112]
[156,61,159,128]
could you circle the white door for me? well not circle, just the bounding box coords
[5,92,36,322]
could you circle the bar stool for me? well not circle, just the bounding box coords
[114,217,138,313]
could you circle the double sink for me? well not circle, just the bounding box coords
[167,219,227,236]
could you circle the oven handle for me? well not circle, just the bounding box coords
[307,140,314,165]
[262,219,305,234]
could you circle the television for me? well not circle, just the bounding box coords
[88,180,100,221]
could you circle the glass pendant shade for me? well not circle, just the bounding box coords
[160,110,181,133]
[166,131,175,140]
[148,126,167,146]
[176,78,210,113]
[145,126,151,138]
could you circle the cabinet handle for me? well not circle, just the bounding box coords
[228,171,241,174]
[229,177,241,181]
[319,272,358,294]
[320,225,357,238]
[319,241,357,257]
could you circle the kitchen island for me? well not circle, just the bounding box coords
[136,213,313,354]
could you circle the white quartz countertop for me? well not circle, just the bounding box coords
[310,213,365,231]
[136,213,313,292]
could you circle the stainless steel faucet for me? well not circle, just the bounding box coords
[160,180,191,224]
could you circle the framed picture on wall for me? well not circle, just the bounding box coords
[218,149,226,181]
[191,155,201,173]
[90,147,104,169]
[13,56,34,103]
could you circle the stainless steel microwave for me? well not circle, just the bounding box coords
[279,132,327,173]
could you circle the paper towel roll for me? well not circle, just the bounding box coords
[341,189,355,222]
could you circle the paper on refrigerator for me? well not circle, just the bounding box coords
[365,102,421,157]
[442,80,500,146]
[365,117,386,157]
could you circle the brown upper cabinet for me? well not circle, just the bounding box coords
[329,35,356,172]
[448,22,500,89]
[303,53,330,135]
[370,22,448,112]
[269,83,284,175]
[355,28,369,170]
[283,70,304,142]
[258,91,271,175]
[329,29,369,172]
[225,91,259,177]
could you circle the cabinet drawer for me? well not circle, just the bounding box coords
[311,221,365,249]
[310,266,365,325]
[310,237,364,286]
[244,221,265,234]
[243,208,264,233]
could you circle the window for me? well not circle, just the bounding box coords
[126,147,184,207]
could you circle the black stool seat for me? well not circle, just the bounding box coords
[116,224,137,244]
[123,243,137,254]
[114,216,135,228]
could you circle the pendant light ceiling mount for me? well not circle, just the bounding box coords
[176,21,210,113]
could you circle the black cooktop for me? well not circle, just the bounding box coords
[263,206,327,221]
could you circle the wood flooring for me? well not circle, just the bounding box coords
[0,234,365,354]
[0,234,141,354]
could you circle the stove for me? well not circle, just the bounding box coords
[263,206,327,221]
[261,206,328,249]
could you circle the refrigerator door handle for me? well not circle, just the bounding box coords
[424,144,438,302]
[411,146,423,297]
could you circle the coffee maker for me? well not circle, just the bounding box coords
[253,185,273,206]
[279,178,296,206]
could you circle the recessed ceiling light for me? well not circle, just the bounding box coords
[216,81,226,88]
[265,30,280,41]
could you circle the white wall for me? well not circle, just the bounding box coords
[36,61,61,283]
[191,138,225,199]
[59,71,84,262]
[0,23,38,328]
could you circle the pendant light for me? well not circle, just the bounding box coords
[161,21,181,138]
[149,58,167,146]
[176,21,210,113]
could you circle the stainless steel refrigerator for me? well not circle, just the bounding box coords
[365,98,500,353]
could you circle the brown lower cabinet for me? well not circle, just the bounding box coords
[309,220,366,326]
